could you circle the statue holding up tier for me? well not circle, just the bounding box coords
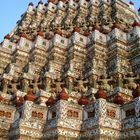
[11,79,18,93]
[1,78,9,93]
[114,73,123,88]
[101,79,111,91]
[8,64,15,76]
[127,79,137,90]
[52,78,64,94]
[124,74,139,90]
[98,75,113,92]
[33,74,40,93]
[41,19,48,31]
[75,73,88,94]
[65,75,74,93]
[21,78,30,93]
[27,63,35,78]
[89,74,98,89]
[44,75,52,92]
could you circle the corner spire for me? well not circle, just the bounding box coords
[38,0,43,5]
[28,1,34,6]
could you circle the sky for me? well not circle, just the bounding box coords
[0,0,139,42]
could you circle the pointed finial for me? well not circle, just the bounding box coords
[132,20,140,27]
[48,0,55,3]
[4,34,10,40]
[28,1,34,6]
[129,1,134,5]
[138,7,140,17]
[38,0,43,5]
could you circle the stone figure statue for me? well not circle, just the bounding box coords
[33,74,40,93]
[66,75,74,93]
[9,64,15,76]
[89,74,98,88]
[21,78,30,93]
[11,80,18,93]
[114,73,123,87]
[101,79,111,91]
[75,74,88,94]
[28,63,35,76]
[53,78,64,93]
[124,74,138,90]
[44,76,52,92]
[2,78,9,93]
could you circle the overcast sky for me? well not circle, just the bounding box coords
[0,0,139,42]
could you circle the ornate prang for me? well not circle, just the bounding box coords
[0,0,140,139]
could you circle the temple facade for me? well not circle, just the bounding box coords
[0,0,140,139]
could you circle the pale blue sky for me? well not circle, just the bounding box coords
[0,0,139,42]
